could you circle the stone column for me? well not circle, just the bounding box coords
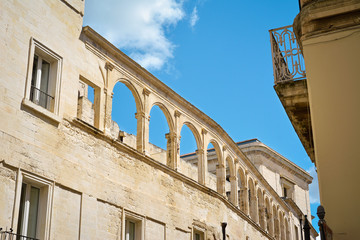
[216,164,226,196]
[104,88,114,134]
[268,212,274,236]
[274,217,279,240]
[135,111,150,155]
[166,132,178,170]
[259,204,266,229]
[136,88,151,155]
[251,195,259,223]
[239,186,249,215]
[104,62,114,134]
[229,176,239,207]
[196,148,206,185]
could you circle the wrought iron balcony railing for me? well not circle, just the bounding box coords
[0,228,39,240]
[269,25,306,84]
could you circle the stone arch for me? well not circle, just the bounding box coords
[257,188,265,229]
[225,155,235,178]
[181,121,202,150]
[150,102,174,132]
[224,155,237,205]
[207,139,224,194]
[285,217,290,240]
[179,121,202,182]
[248,177,257,221]
[265,197,274,236]
[148,102,175,167]
[278,211,285,240]
[237,166,248,213]
[109,78,144,151]
[113,78,143,113]
[273,204,280,239]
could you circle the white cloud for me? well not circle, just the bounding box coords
[84,0,185,70]
[307,166,320,204]
[189,6,199,28]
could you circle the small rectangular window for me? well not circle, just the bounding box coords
[193,229,204,240]
[24,38,62,118]
[124,215,142,240]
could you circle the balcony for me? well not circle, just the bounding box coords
[269,25,315,163]
[0,228,39,240]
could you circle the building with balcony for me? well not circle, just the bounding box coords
[0,0,317,239]
[270,1,360,239]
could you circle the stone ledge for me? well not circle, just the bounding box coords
[21,98,62,125]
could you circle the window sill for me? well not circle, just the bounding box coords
[22,98,62,124]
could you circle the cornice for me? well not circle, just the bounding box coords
[294,0,360,45]
[240,143,313,184]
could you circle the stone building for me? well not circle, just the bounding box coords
[0,0,316,239]
[270,0,360,239]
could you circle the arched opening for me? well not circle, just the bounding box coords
[257,189,265,229]
[265,198,273,236]
[248,178,257,221]
[237,167,247,212]
[280,212,285,240]
[148,104,172,165]
[225,156,234,201]
[285,218,290,240]
[179,123,201,182]
[273,205,279,239]
[111,81,139,147]
[206,141,222,192]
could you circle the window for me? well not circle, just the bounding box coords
[23,38,62,119]
[283,187,288,198]
[193,230,204,240]
[280,177,294,200]
[17,183,40,238]
[124,215,143,240]
[193,229,204,240]
[15,172,53,240]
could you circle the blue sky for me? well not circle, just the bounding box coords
[83,0,320,232]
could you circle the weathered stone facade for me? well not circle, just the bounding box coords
[0,0,317,239]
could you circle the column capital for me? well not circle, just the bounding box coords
[174,110,181,118]
[142,88,151,96]
[135,112,150,121]
[195,149,205,155]
[105,61,114,71]
[165,132,177,140]
[229,176,237,181]
[201,128,208,135]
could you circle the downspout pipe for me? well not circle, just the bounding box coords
[221,222,227,240]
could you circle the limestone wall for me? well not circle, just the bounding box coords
[0,124,266,239]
